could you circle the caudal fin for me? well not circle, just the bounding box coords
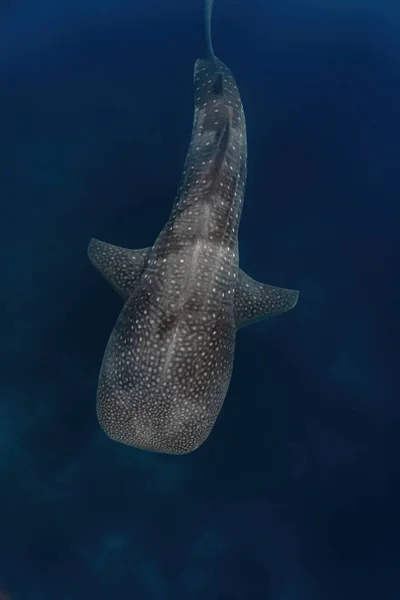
[204,0,215,59]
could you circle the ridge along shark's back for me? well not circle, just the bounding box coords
[87,0,299,454]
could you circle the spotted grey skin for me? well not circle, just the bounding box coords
[88,0,299,454]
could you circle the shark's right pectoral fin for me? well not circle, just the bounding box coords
[88,238,150,300]
[234,269,299,329]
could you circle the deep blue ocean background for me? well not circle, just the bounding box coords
[1,0,400,598]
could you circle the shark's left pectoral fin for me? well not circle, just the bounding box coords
[88,238,150,300]
[234,269,299,329]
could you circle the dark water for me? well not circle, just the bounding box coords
[1,0,399,598]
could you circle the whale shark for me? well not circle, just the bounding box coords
[88,0,299,454]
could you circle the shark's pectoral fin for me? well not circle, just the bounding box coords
[234,269,299,329]
[88,238,150,300]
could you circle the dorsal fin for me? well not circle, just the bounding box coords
[208,109,231,189]
[212,73,223,96]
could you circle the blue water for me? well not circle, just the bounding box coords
[1,0,399,598]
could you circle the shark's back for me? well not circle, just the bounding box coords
[88,0,299,455]
[97,53,252,454]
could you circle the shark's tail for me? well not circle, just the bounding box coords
[204,0,216,60]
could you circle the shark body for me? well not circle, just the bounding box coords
[88,0,298,454]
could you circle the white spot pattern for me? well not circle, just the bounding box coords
[88,54,298,454]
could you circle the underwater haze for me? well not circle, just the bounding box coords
[1,0,400,598]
